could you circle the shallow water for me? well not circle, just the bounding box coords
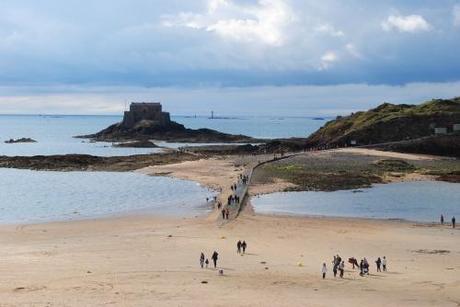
[0,115,328,156]
[251,181,460,222]
[0,169,216,224]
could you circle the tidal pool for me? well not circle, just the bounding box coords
[251,181,460,222]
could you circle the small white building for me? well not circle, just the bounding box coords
[434,127,447,135]
[453,124,460,132]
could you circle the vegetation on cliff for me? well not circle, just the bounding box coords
[305,97,460,148]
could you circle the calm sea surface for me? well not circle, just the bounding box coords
[0,115,328,156]
[1,115,458,224]
[0,169,216,224]
[0,114,324,224]
[251,181,460,222]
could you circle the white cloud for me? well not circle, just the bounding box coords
[161,0,294,46]
[345,43,363,59]
[314,24,344,37]
[454,5,460,27]
[319,51,338,70]
[381,14,432,33]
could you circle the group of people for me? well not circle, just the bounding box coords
[322,255,388,279]
[221,208,230,220]
[227,194,240,205]
[200,251,219,269]
[236,240,247,254]
[199,241,249,270]
[440,215,456,228]
[331,255,345,278]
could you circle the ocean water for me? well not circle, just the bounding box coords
[251,181,460,222]
[0,169,216,224]
[0,115,328,156]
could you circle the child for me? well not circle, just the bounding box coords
[339,261,345,278]
[322,263,327,279]
[205,258,209,269]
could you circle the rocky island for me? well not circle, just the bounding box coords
[78,102,261,143]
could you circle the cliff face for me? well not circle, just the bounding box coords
[305,98,460,147]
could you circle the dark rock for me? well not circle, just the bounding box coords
[0,152,198,172]
[113,140,158,148]
[4,137,37,144]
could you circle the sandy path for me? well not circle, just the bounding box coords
[332,148,441,160]
[1,214,459,306]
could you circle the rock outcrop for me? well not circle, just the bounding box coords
[4,138,37,144]
[78,102,260,143]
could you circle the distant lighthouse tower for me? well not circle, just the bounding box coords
[211,110,214,119]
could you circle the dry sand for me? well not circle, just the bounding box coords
[1,149,458,306]
[1,213,459,306]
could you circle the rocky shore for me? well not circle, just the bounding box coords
[0,152,198,172]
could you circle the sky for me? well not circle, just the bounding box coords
[0,0,460,116]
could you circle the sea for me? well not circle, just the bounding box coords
[0,169,216,224]
[0,114,328,156]
[0,114,326,224]
[0,114,458,224]
[251,181,460,223]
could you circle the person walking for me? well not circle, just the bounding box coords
[441,214,444,225]
[322,263,327,279]
[225,208,230,220]
[339,261,345,278]
[376,257,382,272]
[382,256,387,272]
[242,241,247,254]
[221,208,226,219]
[453,216,456,229]
[211,251,219,268]
[200,252,205,268]
[237,240,242,254]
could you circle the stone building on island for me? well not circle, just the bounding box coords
[121,102,171,129]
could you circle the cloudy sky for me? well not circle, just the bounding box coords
[1,0,460,115]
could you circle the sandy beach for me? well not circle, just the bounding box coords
[1,212,459,306]
[1,149,459,306]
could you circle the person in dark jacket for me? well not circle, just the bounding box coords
[376,257,382,272]
[453,216,456,229]
[211,251,219,268]
[237,240,242,254]
[241,241,247,254]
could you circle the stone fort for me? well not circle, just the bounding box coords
[121,102,171,128]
